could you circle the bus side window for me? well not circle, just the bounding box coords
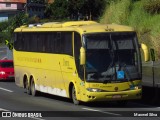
[31,33,38,52]
[37,33,44,52]
[56,32,61,53]
[20,33,25,51]
[74,32,83,79]
[24,33,31,51]
[45,33,50,53]
[41,34,46,52]
[14,33,19,50]
[50,33,55,53]
[61,32,72,56]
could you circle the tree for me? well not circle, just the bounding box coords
[67,0,85,20]
[0,12,29,45]
[44,0,107,20]
[49,0,69,19]
[82,0,107,20]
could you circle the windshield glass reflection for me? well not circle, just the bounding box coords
[84,32,141,83]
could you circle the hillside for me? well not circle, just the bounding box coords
[100,0,160,60]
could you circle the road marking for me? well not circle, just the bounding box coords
[82,107,121,116]
[0,87,13,93]
[0,108,9,111]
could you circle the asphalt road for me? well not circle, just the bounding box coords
[0,81,160,120]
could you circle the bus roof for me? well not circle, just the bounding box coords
[14,21,134,34]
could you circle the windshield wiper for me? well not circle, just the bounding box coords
[100,35,115,83]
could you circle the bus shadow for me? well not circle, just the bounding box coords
[34,92,73,104]
[32,91,159,108]
[82,101,147,108]
[83,99,160,108]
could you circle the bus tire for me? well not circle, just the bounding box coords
[25,79,31,95]
[72,85,80,105]
[31,78,37,96]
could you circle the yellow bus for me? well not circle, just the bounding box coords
[13,21,149,105]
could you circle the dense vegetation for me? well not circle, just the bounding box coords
[0,0,106,44]
[0,13,33,44]
[100,0,160,60]
[0,0,159,60]
[44,0,106,20]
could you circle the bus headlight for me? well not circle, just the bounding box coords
[87,88,103,92]
[134,84,142,90]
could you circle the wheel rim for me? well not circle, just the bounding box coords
[72,86,79,105]
[25,80,31,95]
[25,80,28,89]
[31,82,34,94]
[31,80,35,95]
[72,87,77,101]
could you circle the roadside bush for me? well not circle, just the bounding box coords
[100,0,160,60]
[143,0,160,14]
[100,0,132,24]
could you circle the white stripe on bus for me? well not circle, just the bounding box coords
[35,84,67,97]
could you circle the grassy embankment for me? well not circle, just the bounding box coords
[100,0,160,78]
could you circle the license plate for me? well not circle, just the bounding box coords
[112,95,122,99]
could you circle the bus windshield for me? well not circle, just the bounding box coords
[84,32,141,83]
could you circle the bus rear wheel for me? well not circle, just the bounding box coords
[25,79,31,95]
[72,86,80,105]
[31,78,38,96]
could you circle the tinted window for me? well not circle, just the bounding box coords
[14,32,73,56]
[74,32,83,78]
[61,32,72,55]
[0,62,13,68]
[14,33,23,50]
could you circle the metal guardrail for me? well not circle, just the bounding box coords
[142,61,160,87]
[142,61,160,68]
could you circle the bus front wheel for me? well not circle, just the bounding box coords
[72,86,80,105]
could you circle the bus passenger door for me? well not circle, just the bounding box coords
[58,32,76,98]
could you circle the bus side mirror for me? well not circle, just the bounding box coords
[150,48,155,61]
[80,47,86,65]
[141,43,149,62]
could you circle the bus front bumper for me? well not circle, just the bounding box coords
[81,89,142,102]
